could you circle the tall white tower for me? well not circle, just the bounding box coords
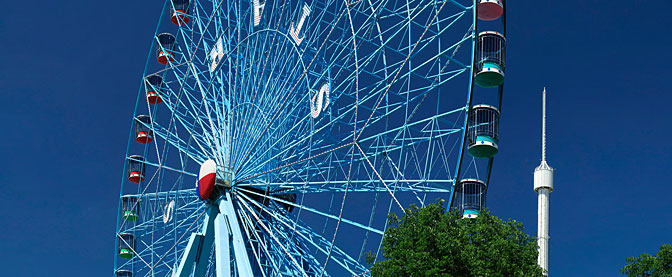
[534,87,554,275]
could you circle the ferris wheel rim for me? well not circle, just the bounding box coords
[115,0,485,275]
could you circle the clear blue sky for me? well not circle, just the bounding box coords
[0,0,670,276]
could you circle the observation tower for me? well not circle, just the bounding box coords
[534,87,554,275]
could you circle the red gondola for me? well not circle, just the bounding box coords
[144,74,163,104]
[127,155,145,183]
[135,115,153,144]
[171,0,190,25]
[156,33,176,65]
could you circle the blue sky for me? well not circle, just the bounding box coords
[0,0,670,276]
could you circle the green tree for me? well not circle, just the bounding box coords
[367,200,544,276]
[620,244,672,277]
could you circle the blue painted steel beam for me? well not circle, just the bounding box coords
[238,191,368,275]
[175,204,216,277]
[175,233,204,276]
[214,211,231,276]
[218,192,254,276]
[236,187,384,235]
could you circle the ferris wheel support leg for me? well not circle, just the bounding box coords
[214,211,231,276]
[174,233,203,276]
[174,205,217,277]
[217,192,254,276]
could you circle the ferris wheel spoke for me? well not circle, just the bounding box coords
[123,204,204,256]
[188,0,230,61]
[236,212,270,277]
[232,6,351,174]
[160,78,220,155]
[240,150,453,195]
[233,83,305,167]
[125,188,197,200]
[141,207,210,276]
[355,110,465,179]
[236,133,454,194]
[354,142,406,213]
[235,112,314,178]
[235,101,360,180]
[162,109,216,163]
[234,193,309,277]
[232,31,290,159]
[126,202,203,234]
[349,34,473,130]
[384,140,454,201]
[133,157,197,178]
[358,105,465,143]
[349,18,468,83]
[284,215,368,275]
[235,199,308,275]
[236,187,384,236]
[251,138,437,191]
[230,55,308,169]
[239,37,304,123]
[117,233,153,268]
[175,32,201,64]
[361,126,462,158]
[236,205,280,275]
[399,11,468,54]
[237,199,325,275]
[190,3,220,41]
[183,62,229,165]
[355,0,450,141]
[236,190,367,275]
[352,88,464,175]
[237,141,354,183]
[246,104,334,157]
[137,240,175,273]
[267,180,452,194]
[151,123,209,164]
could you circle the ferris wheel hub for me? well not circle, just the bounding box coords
[198,159,234,201]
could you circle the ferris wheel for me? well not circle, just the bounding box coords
[114,0,506,276]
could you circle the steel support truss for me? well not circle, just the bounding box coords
[175,192,253,276]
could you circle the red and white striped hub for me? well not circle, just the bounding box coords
[198,159,217,200]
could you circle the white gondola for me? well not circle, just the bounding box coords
[475,31,506,88]
[467,104,500,158]
[454,179,487,218]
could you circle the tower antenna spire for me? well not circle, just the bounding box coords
[542,87,546,162]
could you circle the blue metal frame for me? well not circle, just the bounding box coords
[114,0,486,275]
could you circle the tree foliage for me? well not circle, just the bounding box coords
[367,200,544,276]
[620,244,672,277]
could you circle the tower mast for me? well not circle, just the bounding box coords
[534,87,554,275]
